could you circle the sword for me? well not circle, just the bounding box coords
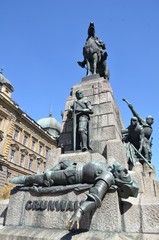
[122,98,131,106]
[73,101,77,151]
[130,143,153,170]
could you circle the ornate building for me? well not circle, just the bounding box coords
[0,71,61,188]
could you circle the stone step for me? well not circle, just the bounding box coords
[0,226,159,240]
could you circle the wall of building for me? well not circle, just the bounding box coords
[0,91,57,188]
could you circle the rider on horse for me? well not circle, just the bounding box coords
[78,22,109,79]
[86,22,107,62]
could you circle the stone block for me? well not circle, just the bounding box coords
[92,104,100,115]
[59,151,107,164]
[59,133,72,146]
[1,226,159,240]
[99,102,113,115]
[142,176,156,197]
[130,167,144,194]
[141,197,159,233]
[121,196,141,233]
[5,191,26,226]
[82,74,100,82]
[106,139,127,166]
[98,113,121,130]
[97,140,107,158]
[62,145,71,152]
[99,92,108,104]
[121,194,159,234]
[154,180,159,197]
[46,150,61,171]
[90,190,121,232]
[6,188,121,232]
[99,81,112,94]
[91,94,100,105]
[92,82,99,95]
[91,140,100,154]
[98,126,117,141]
[63,120,72,133]
[91,115,99,128]
[99,91,113,104]
[83,88,94,97]
[98,114,108,127]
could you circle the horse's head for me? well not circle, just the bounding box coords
[88,22,95,37]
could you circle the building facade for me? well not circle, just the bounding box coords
[0,72,59,188]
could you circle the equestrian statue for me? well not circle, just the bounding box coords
[78,22,109,80]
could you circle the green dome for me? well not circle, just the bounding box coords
[0,71,14,92]
[37,113,61,138]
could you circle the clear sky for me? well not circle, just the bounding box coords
[1,0,159,178]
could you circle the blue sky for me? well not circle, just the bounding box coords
[1,0,159,178]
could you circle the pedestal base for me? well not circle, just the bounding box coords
[1,226,159,240]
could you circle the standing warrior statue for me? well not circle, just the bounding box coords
[68,90,93,152]
[78,22,109,79]
[123,98,154,164]
[122,117,145,169]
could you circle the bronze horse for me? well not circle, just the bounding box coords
[78,22,109,79]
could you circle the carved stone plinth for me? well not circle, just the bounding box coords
[3,75,159,239]
[5,187,121,232]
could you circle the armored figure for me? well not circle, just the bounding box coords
[10,159,139,230]
[122,117,145,169]
[68,90,93,151]
[123,99,154,163]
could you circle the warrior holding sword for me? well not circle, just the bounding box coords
[68,90,94,152]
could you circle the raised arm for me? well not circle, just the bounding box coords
[123,98,145,125]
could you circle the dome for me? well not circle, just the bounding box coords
[37,113,61,138]
[0,71,14,92]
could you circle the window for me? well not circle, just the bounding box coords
[0,130,4,141]
[39,145,43,155]
[37,161,41,173]
[45,149,49,158]
[43,162,46,172]
[0,118,2,129]
[31,140,35,151]
[23,135,28,146]
[20,154,25,167]
[13,129,19,141]
[29,159,33,170]
[9,149,15,162]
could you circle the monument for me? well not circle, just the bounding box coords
[1,22,159,240]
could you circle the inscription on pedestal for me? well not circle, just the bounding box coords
[25,200,81,212]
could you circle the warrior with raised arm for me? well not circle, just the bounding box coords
[123,98,154,163]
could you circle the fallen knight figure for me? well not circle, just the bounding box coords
[10,159,139,230]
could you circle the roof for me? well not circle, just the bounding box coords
[0,71,14,92]
[37,113,61,132]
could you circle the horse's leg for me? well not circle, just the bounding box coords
[86,59,91,76]
[93,53,98,75]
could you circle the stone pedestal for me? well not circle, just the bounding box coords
[5,187,121,232]
[2,75,159,239]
